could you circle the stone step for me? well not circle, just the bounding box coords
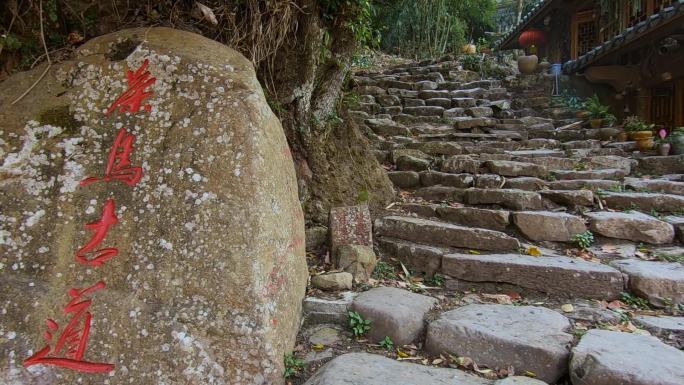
[624,177,684,196]
[302,353,491,385]
[633,315,684,349]
[426,304,572,383]
[506,149,565,158]
[637,155,684,175]
[586,211,675,244]
[377,237,448,276]
[375,215,520,251]
[570,330,684,385]
[352,287,436,345]
[552,168,628,181]
[484,160,548,178]
[600,191,684,213]
[610,259,684,307]
[540,189,595,206]
[442,252,624,299]
[464,188,543,210]
[398,203,511,231]
[512,211,587,242]
[547,179,622,191]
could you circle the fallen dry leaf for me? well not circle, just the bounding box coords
[561,304,574,313]
[526,246,542,256]
[192,2,218,25]
[432,358,444,365]
[482,293,513,305]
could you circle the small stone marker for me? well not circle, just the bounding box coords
[329,205,373,256]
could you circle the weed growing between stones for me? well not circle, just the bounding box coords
[348,310,372,337]
[425,273,445,287]
[619,292,650,309]
[283,353,307,378]
[573,231,595,249]
[379,336,394,351]
[372,260,398,280]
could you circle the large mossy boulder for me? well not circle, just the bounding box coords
[0,27,307,384]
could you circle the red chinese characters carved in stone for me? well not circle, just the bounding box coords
[24,281,115,373]
[81,128,143,187]
[105,59,156,115]
[75,199,118,267]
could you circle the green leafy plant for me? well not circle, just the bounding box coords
[348,310,372,337]
[425,273,445,287]
[283,353,307,378]
[379,336,394,351]
[372,260,397,280]
[623,115,655,132]
[572,231,595,249]
[585,94,616,124]
[619,292,650,309]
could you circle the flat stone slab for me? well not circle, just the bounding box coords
[442,253,623,299]
[548,179,621,192]
[553,168,627,180]
[375,216,520,251]
[303,292,356,326]
[465,188,543,210]
[434,207,509,232]
[540,189,594,206]
[507,149,565,158]
[504,177,548,191]
[352,287,437,345]
[513,211,587,242]
[303,352,491,385]
[377,237,446,276]
[426,304,572,383]
[610,259,684,306]
[570,330,684,385]
[637,155,684,175]
[624,177,684,196]
[601,192,684,213]
[586,211,675,244]
[633,315,684,349]
[365,118,411,136]
[485,160,548,178]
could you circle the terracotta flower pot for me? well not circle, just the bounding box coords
[589,119,603,129]
[517,55,539,74]
[633,131,654,140]
[633,131,654,151]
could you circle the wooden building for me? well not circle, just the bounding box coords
[497,0,684,127]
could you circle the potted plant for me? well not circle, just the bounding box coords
[584,94,615,128]
[623,115,654,141]
[670,128,684,155]
[657,129,671,156]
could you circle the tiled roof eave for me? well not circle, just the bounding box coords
[563,1,684,74]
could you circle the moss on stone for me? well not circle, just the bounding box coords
[106,38,140,61]
[37,105,79,135]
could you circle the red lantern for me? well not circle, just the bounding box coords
[518,28,547,48]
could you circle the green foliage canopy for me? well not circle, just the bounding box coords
[371,0,496,58]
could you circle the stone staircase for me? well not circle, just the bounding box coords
[300,57,684,385]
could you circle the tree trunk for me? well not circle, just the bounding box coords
[517,0,524,23]
[265,0,393,224]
